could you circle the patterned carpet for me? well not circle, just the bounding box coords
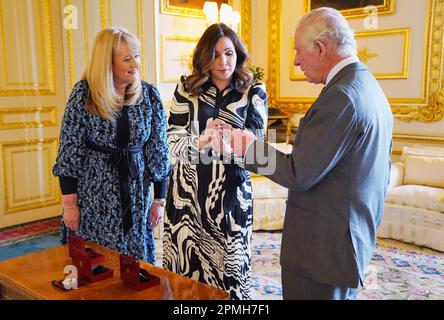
[0,217,60,246]
[0,217,61,261]
[359,241,444,300]
[248,232,444,300]
[2,218,444,300]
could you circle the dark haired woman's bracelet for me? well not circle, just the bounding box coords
[153,199,166,206]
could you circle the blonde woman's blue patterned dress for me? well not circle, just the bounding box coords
[53,80,170,263]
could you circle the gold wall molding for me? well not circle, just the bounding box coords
[289,37,303,81]
[0,0,56,96]
[160,0,232,19]
[66,0,88,90]
[136,0,147,79]
[1,138,60,214]
[158,0,251,28]
[390,0,443,122]
[100,0,110,29]
[267,0,281,111]
[160,0,206,18]
[392,134,444,155]
[304,0,395,19]
[358,47,378,64]
[393,134,444,144]
[0,1,51,86]
[0,107,57,130]
[67,0,147,87]
[83,0,89,64]
[161,35,200,83]
[44,0,55,96]
[290,28,412,81]
[241,0,252,52]
[11,147,52,202]
[268,0,444,123]
[65,0,75,89]
[355,28,411,79]
[158,0,251,56]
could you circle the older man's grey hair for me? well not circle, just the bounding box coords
[297,7,357,57]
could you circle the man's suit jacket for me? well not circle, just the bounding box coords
[245,62,393,287]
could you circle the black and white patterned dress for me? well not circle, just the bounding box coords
[163,76,268,299]
[52,80,170,263]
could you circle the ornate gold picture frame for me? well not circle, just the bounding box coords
[161,35,200,83]
[268,0,444,123]
[160,0,229,18]
[304,0,395,19]
[290,28,411,81]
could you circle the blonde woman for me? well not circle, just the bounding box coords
[53,27,170,263]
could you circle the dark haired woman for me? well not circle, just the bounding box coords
[163,23,268,300]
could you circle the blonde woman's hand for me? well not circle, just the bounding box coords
[63,206,80,232]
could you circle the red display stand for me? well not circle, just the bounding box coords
[119,254,160,291]
[68,234,113,283]
[68,234,86,258]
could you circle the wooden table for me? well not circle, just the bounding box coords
[0,243,230,300]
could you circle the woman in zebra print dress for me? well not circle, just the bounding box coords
[163,23,268,299]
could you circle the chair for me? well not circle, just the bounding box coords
[378,146,444,251]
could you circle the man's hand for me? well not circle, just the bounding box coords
[230,129,257,157]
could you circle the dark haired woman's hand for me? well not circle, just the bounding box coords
[211,128,233,156]
[148,200,164,230]
[199,118,231,150]
[206,118,231,131]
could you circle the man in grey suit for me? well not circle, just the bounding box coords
[219,7,393,299]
